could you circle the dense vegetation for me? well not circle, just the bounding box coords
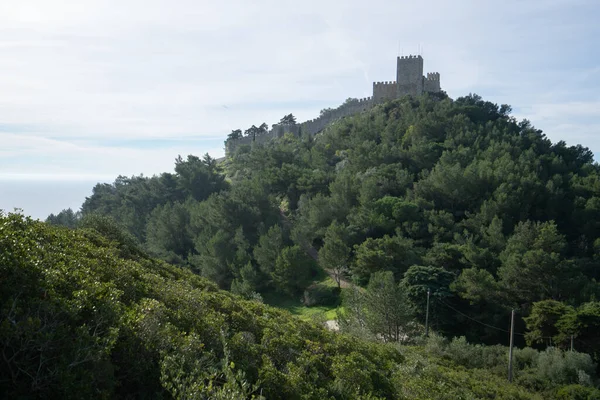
[3,211,600,398]
[40,92,600,394]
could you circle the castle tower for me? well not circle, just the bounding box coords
[396,55,424,97]
[424,72,441,93]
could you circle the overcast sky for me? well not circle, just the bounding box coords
[1,0,599,219]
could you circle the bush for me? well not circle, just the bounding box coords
[535,347,597,387]
[514,347,539,371]
[424,335,600,393]
[444,336,506,372]
[555,384,600,400]
[302,283,341,307]
[423,333,447,357]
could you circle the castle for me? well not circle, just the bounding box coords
[373,55,441,102]
[226,55,441,155]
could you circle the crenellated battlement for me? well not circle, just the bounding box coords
[373,81,397,87]
[225,55,441,155]
[398,54,423,60]
[373,81,397,103]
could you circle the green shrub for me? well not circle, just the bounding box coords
[515,347,540,371]
[1,212,595,399]
[424,334,600,393]
[423,332,447,357]
[555,384,600,400]
[535,348,597,387]
[444,336,507,373]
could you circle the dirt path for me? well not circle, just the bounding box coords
[325,320,340,331]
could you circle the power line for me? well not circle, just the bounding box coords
[439,300,512,334]
[438,299,553,339]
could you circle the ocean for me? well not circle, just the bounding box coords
[0,180,101,221]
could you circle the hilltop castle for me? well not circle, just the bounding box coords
[226,55,441,155]
[373,55,441,101]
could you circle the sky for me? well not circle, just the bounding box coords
[1,0,599,219]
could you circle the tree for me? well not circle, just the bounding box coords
[230,262,262,299]
[244,123,269,140]
[498,221,582,303]
[340,271,414,342]
[145,201,194,264]
[46,208,80,228]
[318,221,350,288]
[227,129,243,141]
[523,300,574,347]
[556,301,600,360]
[319,107,333,117]
[253,225,285,281]
[279,114,297,125]
[365,271,414,342]
[272,245,315,295]
[525,300,600,361]
[174,154,227,202]
[452,267,502,304]
[190,229,235,288]
[352,234,421,285]
[401,265,454,332]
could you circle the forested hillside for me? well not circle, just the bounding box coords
[46,93,600,369]
[3,211,600,399]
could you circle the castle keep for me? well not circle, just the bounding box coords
[226,55,440,154]
[373,55,441,102]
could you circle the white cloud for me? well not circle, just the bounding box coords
[521,102,600,121]
[0,0,598,182]
[0,131,225,179]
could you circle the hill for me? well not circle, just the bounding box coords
[4,211,600,398]
[39,92,600,394]
[50,94,600,339]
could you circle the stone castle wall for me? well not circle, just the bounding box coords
[373,81,397,103]
[225,127,280,153]
[301,97,373,136]
[226,97,374,154]
[225,56,441,155]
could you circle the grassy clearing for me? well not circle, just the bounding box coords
[262,291,342,321]
[263,266,347,321]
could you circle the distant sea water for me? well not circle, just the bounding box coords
[0,180,100,221]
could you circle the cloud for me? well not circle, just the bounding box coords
[0,0,599,183]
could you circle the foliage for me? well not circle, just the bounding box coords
[421,335,598,396]
[279,113,297,125]
[318,221,351,288]
[352,234,421,285]
[272,245,315,296]
[525,300,600,361]
[145,200,194,264]
[228,129,243,141]
[47,92,600,372]
[1,212,399,398]
[302,283,341,307]
[244,123,269,139]
[339,271,416,343]
[2,211,569,399]
[45,207,80,228]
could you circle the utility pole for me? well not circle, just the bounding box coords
[425,288,431,337]
[508,309,515,383]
